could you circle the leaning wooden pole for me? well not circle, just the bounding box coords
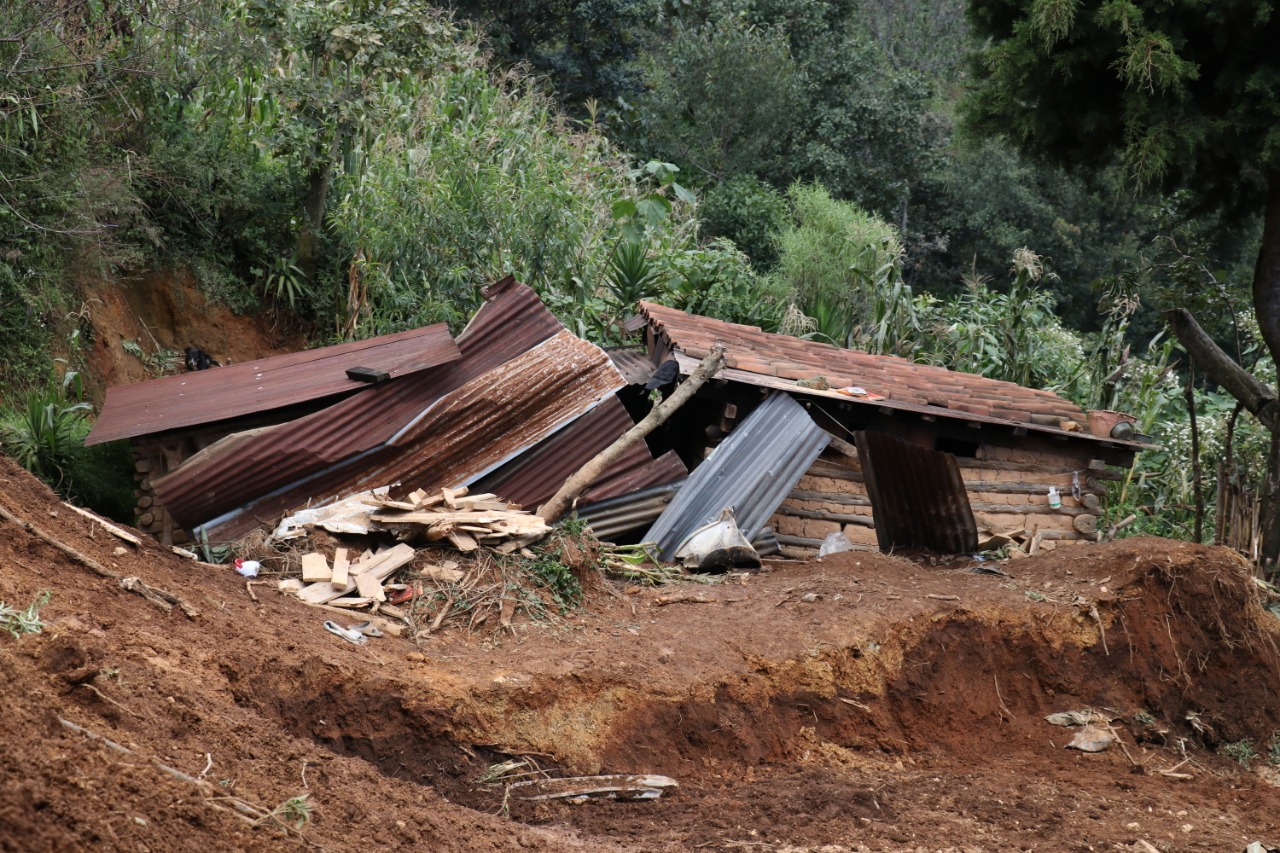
[538,344,727,523]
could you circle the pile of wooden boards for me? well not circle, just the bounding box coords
[368,486,550,554]
[273,486,553,627]
[278,542,466,613]
[272,485,550,554]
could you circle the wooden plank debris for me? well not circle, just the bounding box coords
[301,552,331,583]
[62,502,143,546]
[508,774,679,802]
[330,548,350,588]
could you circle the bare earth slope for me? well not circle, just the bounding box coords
[2,454,1280,852]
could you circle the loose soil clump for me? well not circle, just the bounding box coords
[2,454,1279,852]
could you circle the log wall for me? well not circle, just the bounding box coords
[771,438,1117,557]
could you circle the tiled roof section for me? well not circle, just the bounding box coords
[86,324,461,445]
[154,277,564,530]
[638,301,1086,425]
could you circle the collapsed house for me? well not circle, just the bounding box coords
[86,278,1149,558]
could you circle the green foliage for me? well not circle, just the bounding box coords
[771,184,907,350]
[913,249,1085,389]
[0,591,51,639]
[699,175,788,268]
[0,369,93,484]
[634,16,802,184]
[963,1,1278,217]
[259,795,314,831]
[1219,739,1257,769]
[447,0,652,111]
[0,359,134,522]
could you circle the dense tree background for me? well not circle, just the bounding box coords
[0,0,1270,553]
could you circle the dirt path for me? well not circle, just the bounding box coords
[2,454,1279,852]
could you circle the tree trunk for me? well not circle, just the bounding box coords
[1165,308,1280,432]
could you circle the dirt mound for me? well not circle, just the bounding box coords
[3,453,1280,852]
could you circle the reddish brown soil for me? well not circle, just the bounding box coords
[79,272,306,403]
[3,452,1280,852]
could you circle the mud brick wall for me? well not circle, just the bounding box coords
[771,440,1118,557]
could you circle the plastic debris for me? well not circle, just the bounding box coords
[818,531,855,557]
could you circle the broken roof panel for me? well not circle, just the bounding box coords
[639,301,1086,426]
[86,324,461,445]
[473,397,687,511]
[643,391,830,560]
[184,329,626,542]
[153,277,563,528]
[855,429,978,554]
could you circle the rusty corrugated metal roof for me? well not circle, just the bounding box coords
[86,324,460,445]
[185,329,626,542]
[606,348,658,385]
[855,429,977,553]
[643,391,830,560]
[473,398,687,511]
[640,301,1086,425]
[153,277,562,528]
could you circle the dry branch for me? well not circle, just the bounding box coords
[0,502,117,579]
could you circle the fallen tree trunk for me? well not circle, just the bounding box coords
[538,344,726,522]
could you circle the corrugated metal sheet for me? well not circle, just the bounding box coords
[154,277,562,528]
[606,348,657,386]
[86,324,461,445]
[473,398,686,511]
[642,301,1086,425]
[576,481,684,542]
[192,329,625,541]
[643,392,830,560]
[854,429,977,554]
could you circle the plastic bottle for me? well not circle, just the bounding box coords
[1048,486,1062,509]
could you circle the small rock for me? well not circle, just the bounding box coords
[113,546,127,557]
[1181,824,1193,833]
[801,592,820,603]
[405,652,426,663]
[658,647,675,663]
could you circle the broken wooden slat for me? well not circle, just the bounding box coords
[355,570,386,602]
[298,544,416,605]
[508,774,678,802]
[62,502,143,546]
[327,596,374,608]
[330,548,350,588]
[301,553,332,583]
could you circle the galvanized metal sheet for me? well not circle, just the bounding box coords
[576,481,684,542]
[154,277,562,529]
[641,300,1086,426]
[854,429,977,554]
[86,324,461,446]
[666,352,1148,450]
[642,391,830,560]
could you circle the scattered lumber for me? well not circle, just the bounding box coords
[273,486,551,551]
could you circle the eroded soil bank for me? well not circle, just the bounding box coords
[2,454,1279,852]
